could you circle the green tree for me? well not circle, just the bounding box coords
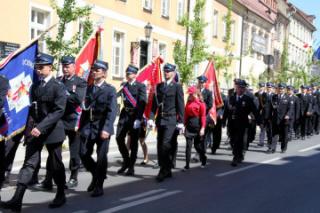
[276,38,289,83]
[173,0,209,85]
[210,0,234,87]
[45,0,93,68]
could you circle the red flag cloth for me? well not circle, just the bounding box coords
[203,60,224,124]
[74,28,102,129]
[136,56,163,119]
[75,28,101,84]
[303,43,309,48]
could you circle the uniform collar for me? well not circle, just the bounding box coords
[42,74,53,84]
[94,80,105,88]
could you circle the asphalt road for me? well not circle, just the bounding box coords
[1,132,320,213]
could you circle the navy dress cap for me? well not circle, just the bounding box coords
[233,78,241,84]
[163,63,176,72]
[311,83,318,87]
[266,82,273,88]
[61,56,75,64]
[286,85,293,90]
[197,75,208,83]
[35,53,54,65]
[258,82,265,87]
[300,85,306,89]
[126,65,139,74]
[92,60,109,71]
[238,80,247,88]
[278,83,286,89]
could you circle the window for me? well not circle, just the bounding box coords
[112,31,125,77]
[159,43,167,61]
[161,0,170,18]
[143,0,152,11]
[30,8,50,52]
[222,18,226,41]
[212,10,218,37]
[177,0,184,22]
[231,21,236,44]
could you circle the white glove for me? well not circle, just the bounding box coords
[176,123,184,130]
[147,119,155,129]
[176,123,185,134]
[133,120,141,129]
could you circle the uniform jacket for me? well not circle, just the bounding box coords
[150,81,184,126]
[298,93,313,116]
[0,75,9,141]
[80,82,117,139]
[261,92,274,120]
[118,81,147,124]
[57,75,87,130]
[313,90,320,115]
[26,77,67,144]
[201,88,213,115]
[225,93,259,128]
[271,94,294,125]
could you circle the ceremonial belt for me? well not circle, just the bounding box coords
[123,86,137,108]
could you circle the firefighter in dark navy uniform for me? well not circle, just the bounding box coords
[0,75,9,192]
[116,65,147,176]
[269,83,294,153]
[36,56,87,190]
[1,53,67,211]
[58,56,87,187]
[148,63,184,182]
[79,60,117,197]
[225,80,259,167]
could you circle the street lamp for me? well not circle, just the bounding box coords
[144,22,153,41]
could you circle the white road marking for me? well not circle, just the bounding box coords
[120,189,166,202]
[99,190,182,213]
[216,157,281,177]
[299,144,320,152]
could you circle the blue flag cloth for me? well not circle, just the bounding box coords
[0,42,38,139]
[314,46,320,60]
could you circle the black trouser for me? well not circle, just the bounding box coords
[171,129,179,168]
[314,113,320,134]
[272,120,289,151]
[4,133,23,173]
[306,115,313,136]
[288,119,294,141]
[294,118,300,138]
[300,116,307,137]
[263,119,273,146]
[0,141,5,187]
[247,120,256,148]
[229,122,246,161]
[116,120,140,169]
[66,130,81,178]
[80,136,109,186]
[44,130,81,182]
[185,132,206,168]
[157,125,176,173]
[17,141,65,188]
[212,118,223,152]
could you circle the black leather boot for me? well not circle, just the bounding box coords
[0,184,26,212]
[48,185,66,208]
[91,180,104,197]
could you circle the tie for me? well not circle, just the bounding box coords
[40,79,46,87]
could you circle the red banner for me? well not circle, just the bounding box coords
[203,60,224,124]
[136,56,163,119]
[75,27,102,85]
[75,27,102,129]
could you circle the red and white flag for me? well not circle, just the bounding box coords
[75,27,102,129]
[136,56,163,119]
[203,60,224,124]
[75,27,103,84]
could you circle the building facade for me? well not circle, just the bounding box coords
[0,0,187,88]
[287,3,316,70]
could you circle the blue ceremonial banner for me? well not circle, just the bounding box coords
[314,46,320,60]
[0,41,38,139]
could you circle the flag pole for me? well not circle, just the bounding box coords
[0,23,58,66]
[75,26,102,60]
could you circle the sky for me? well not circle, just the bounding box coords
[289,0,320,49]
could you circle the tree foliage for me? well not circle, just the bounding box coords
[173,0,209,85]
[45,0,93,68]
